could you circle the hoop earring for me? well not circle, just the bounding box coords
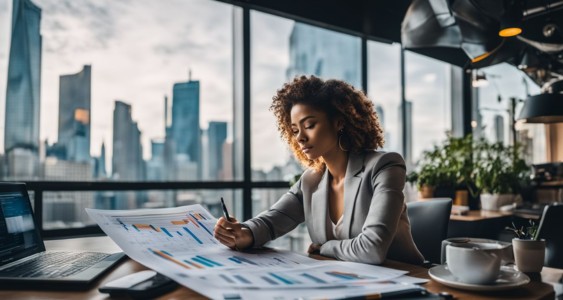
[338,130,349,152]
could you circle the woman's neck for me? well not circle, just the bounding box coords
[323,150,349,183]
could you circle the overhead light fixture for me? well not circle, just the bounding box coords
[499,0,523,37]
[518,80,563,123]
[472,72,489,87]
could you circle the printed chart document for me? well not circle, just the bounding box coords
[86,204,423,299]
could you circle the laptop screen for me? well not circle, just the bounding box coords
[0,184,45,266]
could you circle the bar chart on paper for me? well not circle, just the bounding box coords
[204,261,408,288]
[86,204,320,274]
[86,204,413,299]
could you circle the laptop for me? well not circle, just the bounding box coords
[0,183,126,290]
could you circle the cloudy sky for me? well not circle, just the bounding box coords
[0,0,543,174]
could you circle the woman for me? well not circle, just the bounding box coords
[213,75,424,265]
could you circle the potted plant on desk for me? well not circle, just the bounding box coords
[473,140,529,211]
[407,135,473,202]
[506,220,545,272]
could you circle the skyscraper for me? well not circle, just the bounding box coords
[58,65,91,162]
[98,141,107,178]
[4,0,42,178]
[207,121,227,180]
[286,23,361,87]
[112,101,143,181]
[170,79,201,178]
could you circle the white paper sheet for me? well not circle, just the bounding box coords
[86,205,421,299]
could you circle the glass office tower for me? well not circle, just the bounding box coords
[170,79,201,179]
[207,121,227,180]
[3,0,42,178]
[112,101,144,181]
[58,65,92,163]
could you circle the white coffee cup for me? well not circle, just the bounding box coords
[446,243,503,284]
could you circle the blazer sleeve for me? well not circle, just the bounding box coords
[319,153,406,264]
[242,177,305,248]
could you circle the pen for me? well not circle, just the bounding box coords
[220,197,232,222]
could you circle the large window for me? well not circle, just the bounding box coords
[472,63,545,163]
[250,11,361,181]
[0,0,235,183]
[1,1,548,239]
[405,51,454,169]
[368,41,402,154]
[0,0,241,230]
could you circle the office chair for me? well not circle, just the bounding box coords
[406,198,452,265]
[536,203,563,268]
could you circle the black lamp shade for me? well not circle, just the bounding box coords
[499,0,522,37]
[518,94,563,123]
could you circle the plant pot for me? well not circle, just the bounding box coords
[480,193,515,211]
[418,185,434,199]
[513,238,545,273]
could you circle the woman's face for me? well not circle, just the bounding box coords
[290,103,341,160]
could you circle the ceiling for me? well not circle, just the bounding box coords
[219,0,563,89]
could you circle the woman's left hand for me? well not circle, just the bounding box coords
[307,243,322,254]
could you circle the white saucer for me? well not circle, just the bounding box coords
[428,265,530,291]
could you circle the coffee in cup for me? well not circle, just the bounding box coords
[446,243,503,284]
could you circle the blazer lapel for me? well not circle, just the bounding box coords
[311,168,329,243]
[342,152,365,238]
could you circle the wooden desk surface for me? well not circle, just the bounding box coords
[450,210,541,221]
[1,236,560,300]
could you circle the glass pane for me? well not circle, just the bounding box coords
[405,51,453,170]
[42,189,242,230]
[472,63,545,163]
[0,0,236,181]
[252,188,310,253]
[251,11,361,181]
[368,41,402,154]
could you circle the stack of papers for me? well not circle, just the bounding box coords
[86,205,427,300]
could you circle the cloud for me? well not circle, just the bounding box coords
[38,0,119,53]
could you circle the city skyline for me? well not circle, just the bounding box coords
[0,0,235,166]
[0,0,544,175]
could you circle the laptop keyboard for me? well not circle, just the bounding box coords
[0,252,111,278]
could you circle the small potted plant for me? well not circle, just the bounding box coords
[506,220,545,273]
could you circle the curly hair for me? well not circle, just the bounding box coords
[270,75,384,172]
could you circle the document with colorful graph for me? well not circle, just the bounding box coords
[86,204,415,299]
[85,204,321,276]
[196,261,407,289]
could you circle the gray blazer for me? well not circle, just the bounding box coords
[243,151,424,265]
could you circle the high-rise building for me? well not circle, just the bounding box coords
[170,79,201,178]
[4,0,42,178]
[286,23,361,87]
[207,121,227,180]
[99,141,107,177]
[58,65,91,162]
[146,140,165,181]
[112,101,144,181]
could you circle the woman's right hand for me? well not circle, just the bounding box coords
[213,217,254,251]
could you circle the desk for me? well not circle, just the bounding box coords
[448,210,541,240]
[1,236,560,300]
